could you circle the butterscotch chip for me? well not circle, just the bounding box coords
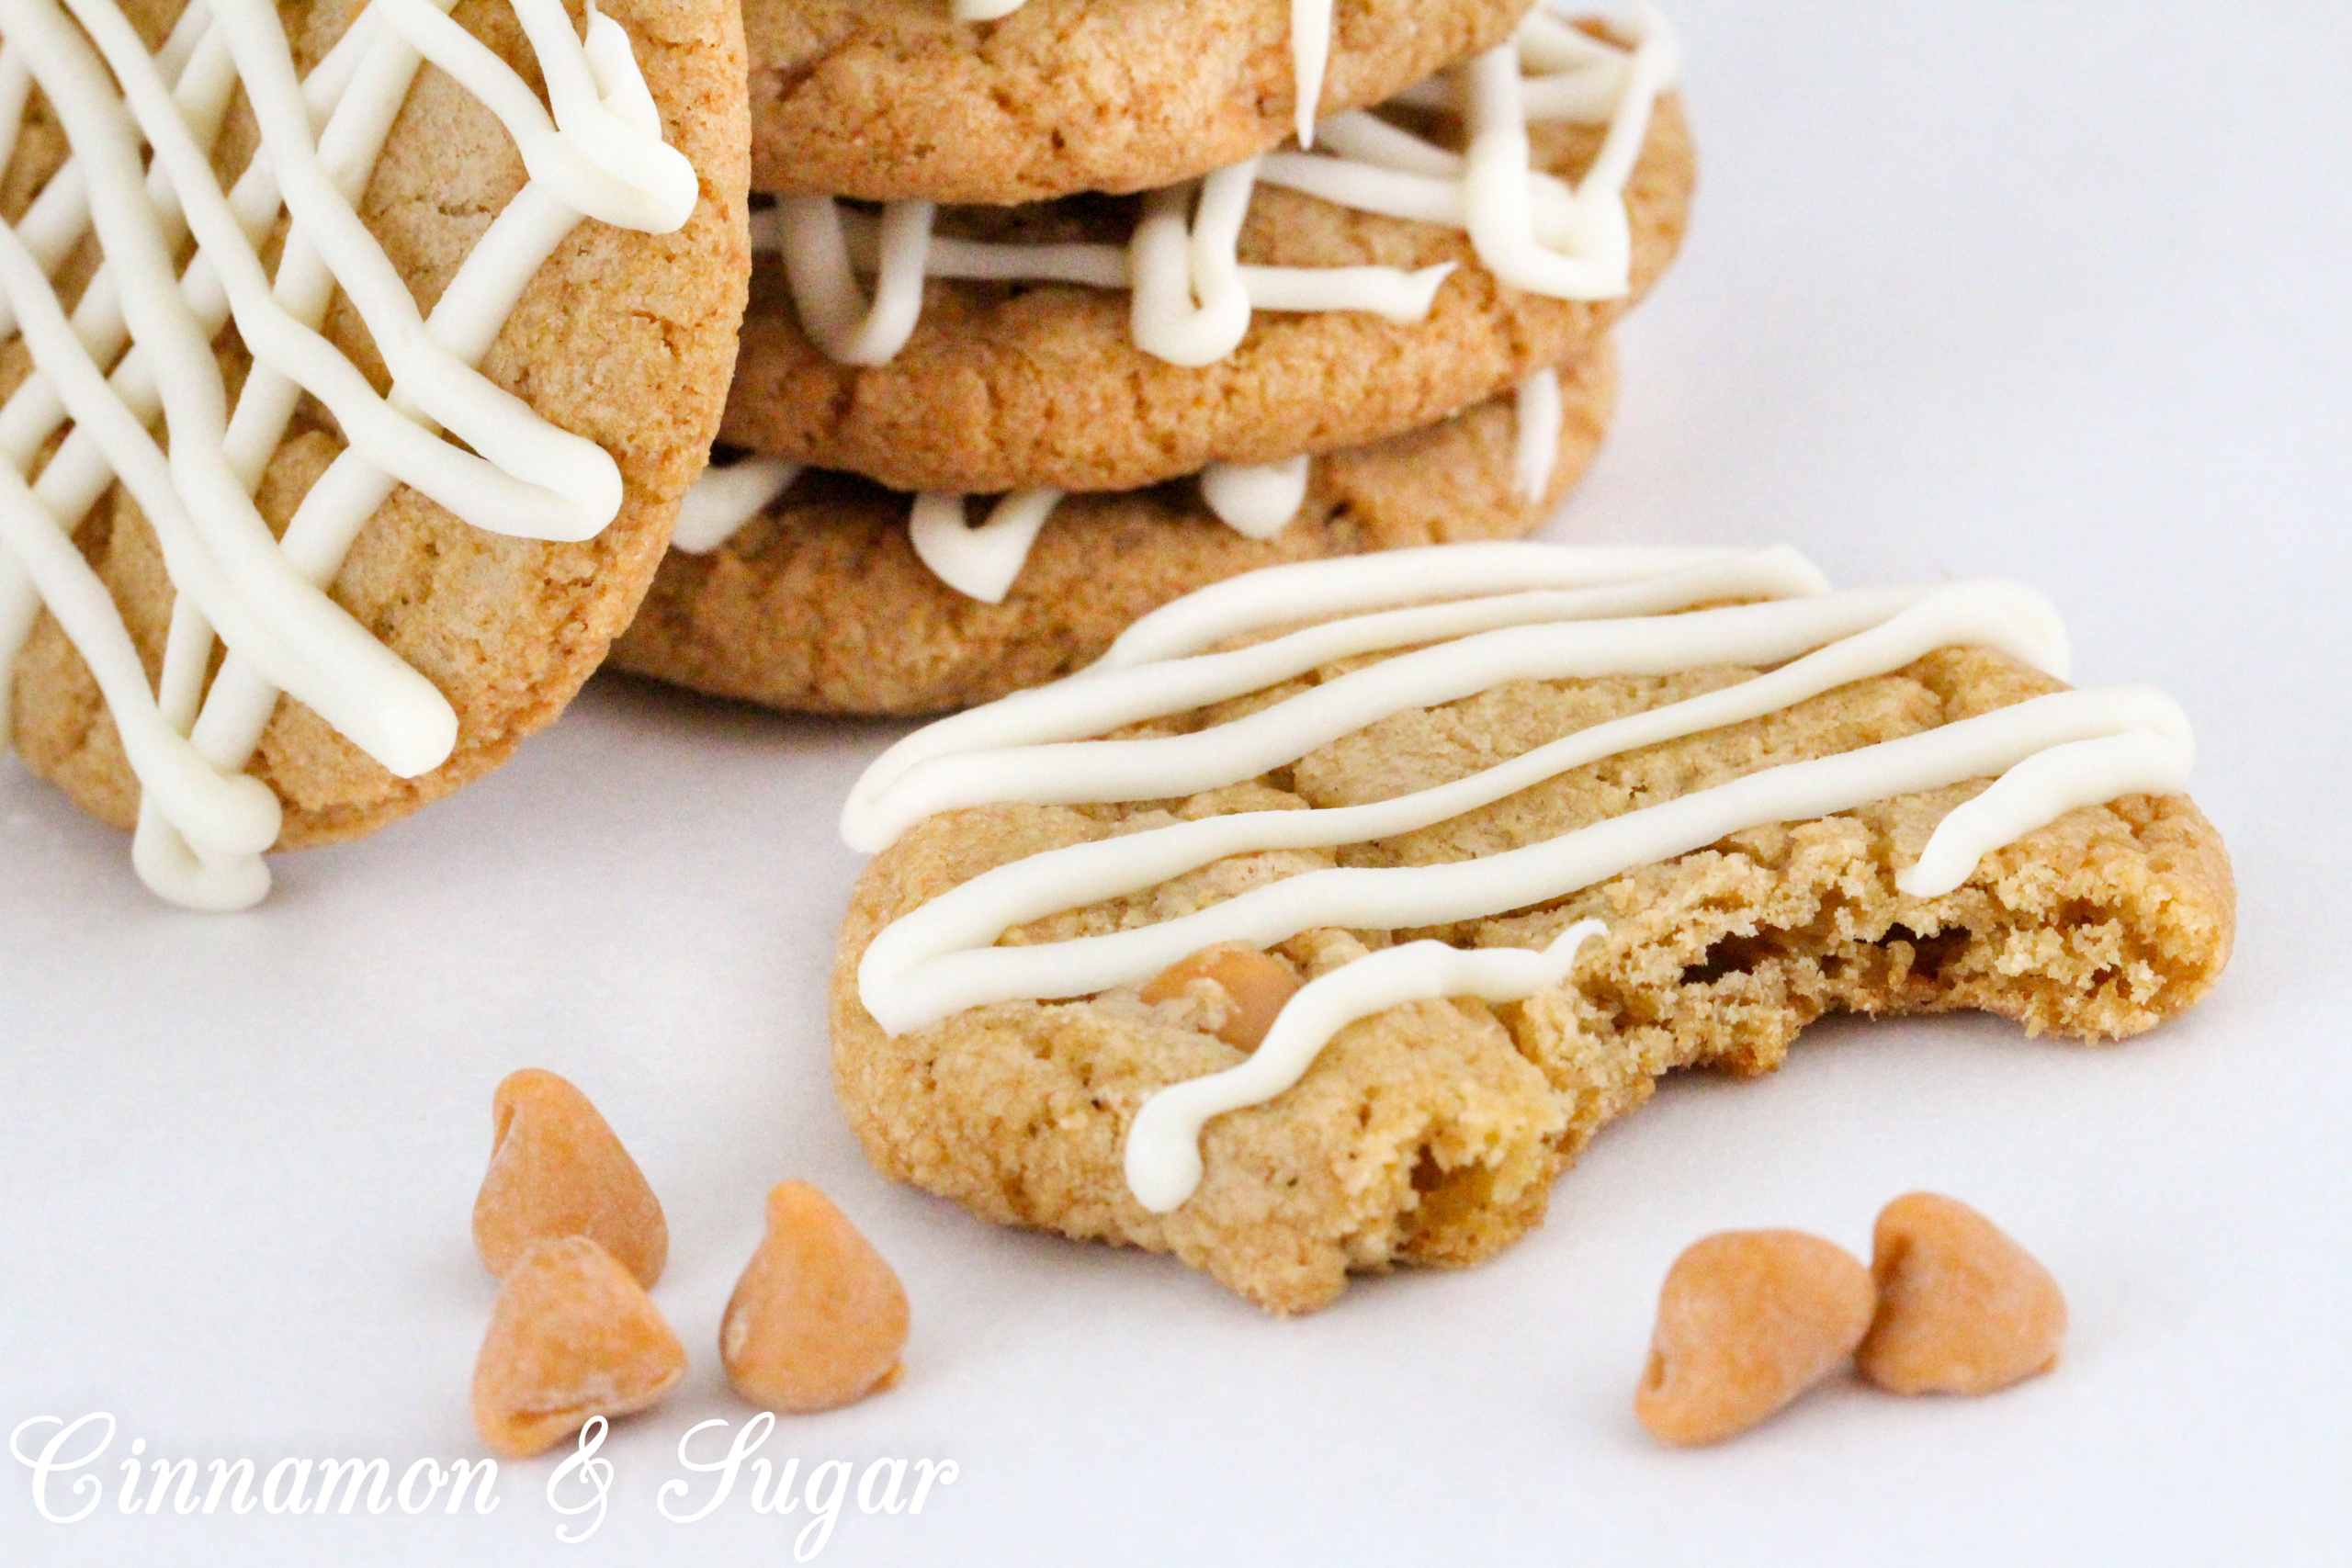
[722,1183,910,1415]
[1857,1193,2067,1396]
[473,1069,669,1289]
[471,1236,688,1460]
[1141,945,1305,1053]
[1636,1230,1875,1447]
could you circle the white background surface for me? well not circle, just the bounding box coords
[4,1,2348,1562]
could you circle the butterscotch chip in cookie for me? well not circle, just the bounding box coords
[473,1069,670,1289]
[3,0,750,904]
[720,85,1690,495]
[829,547,2234,1312]
[612,346,1614,714]
[1636,1230,1874,1447]
[721,1182,910,1415]
[1857,1192,2067,1396]
[471,1236,689,1459]
[747,0,1538,203]
[1141,945,1304,1053]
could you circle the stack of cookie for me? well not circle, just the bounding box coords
[611,0,1699,714]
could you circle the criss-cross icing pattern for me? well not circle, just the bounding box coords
[762,1,1676,372]
[840,544,2199,1211]
[0,0,695,910]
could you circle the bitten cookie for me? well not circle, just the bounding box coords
[612,343,1616,714]
[0,0,750,906]
[723,11,1694,495]
[746,0,1537,204]
[829,547,2234,1313]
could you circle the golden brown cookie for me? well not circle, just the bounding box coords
[829,558,2234,1313]
[611,343,1616,714]
[2,0,750,858]
[721,90,1693,495]
[746,0,1537,204]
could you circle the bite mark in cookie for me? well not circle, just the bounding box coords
[830,546,2233,1312]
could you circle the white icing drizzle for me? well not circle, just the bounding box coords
[949,0,1333,149]
[908,488,1064,604]
[1512,365,1563,502]
[771,195,934,366]
[841,544,2199,1212]
[1126,918,1607,1210]
[1129,159,1261,367]
[757,2,1675,367]
[671,456,803,554]
[1257,2,1676,301]
[1288,0,1332,146]
[0,0,696,909]
[755,185,1450,371]
[1198,457,1310,539]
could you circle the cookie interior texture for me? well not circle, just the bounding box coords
[611,339,1617,714]
[2,0,750,847]
[723,88,1694,494]
[746,0,1538,204]
[832,646,2234,1313]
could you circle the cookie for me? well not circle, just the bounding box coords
[723,10,1693,495]
[829,547,2234,1312]
[0,0,750,907]
[611,342,1616,714]
[746,0,1537,204]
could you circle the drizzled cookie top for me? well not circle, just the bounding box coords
[841,545,2199,1212]
[0,0,697,910]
